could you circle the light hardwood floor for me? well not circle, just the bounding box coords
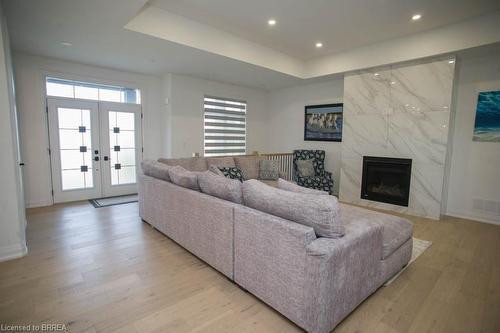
[0,201,499,333]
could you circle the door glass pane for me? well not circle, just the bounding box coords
[116,112,134,130]
[118,131,135,148]
[61,170,85,190]
[108,111,136,185]
[57,107,94,190]
[118,149,135,166]
[111,168,119,185]
[58,108,83,128]
[60,150,84,170]
[59,129,82,149]
[119,166,136,184]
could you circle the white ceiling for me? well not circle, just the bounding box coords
[2,0,301,90]
[150,0,500,60]
[3,0,500,90]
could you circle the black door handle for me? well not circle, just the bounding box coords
[104,156,109,161]
[19,163,25,166]
[94,156,99,161]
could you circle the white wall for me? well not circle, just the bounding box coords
[445,50,500,224]
[13,53,164,207]
[13,55,270,207]
[165,73,269,158]
[266,79,344,195]
[0,5,27,261]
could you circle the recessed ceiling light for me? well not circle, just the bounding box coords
[448,60,455,64]
[411,14,422,21]
[315,42,323,48]
[60,41,72,46]
[374,73,380,76]
[268,19,276,26]
[390,81,396,85]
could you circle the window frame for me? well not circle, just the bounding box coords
[45,77,141,105]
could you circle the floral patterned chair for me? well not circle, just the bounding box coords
[292,150,334,194]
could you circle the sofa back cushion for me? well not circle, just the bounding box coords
[206,156,235,168]
[158,157,208,172]
[169,165,200,191]
[277,178,329,195]
[198,171,243,204]
[208,164,225,176]
[242,179,344,238]
[141,160,171,182]
[234,156,264,180]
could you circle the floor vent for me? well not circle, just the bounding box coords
[472,199,500,216]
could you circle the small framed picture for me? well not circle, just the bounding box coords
[304,103,343,142]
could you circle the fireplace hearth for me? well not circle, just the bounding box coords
[361,156,412,207]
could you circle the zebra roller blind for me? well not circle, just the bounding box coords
[204,96,247,157]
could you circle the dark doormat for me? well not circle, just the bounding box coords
[89,194,138,208]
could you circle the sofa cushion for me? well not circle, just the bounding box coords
[208,164,225,176]
[158,157,207,172]
[198,171,243,204]
[242,179,344,238]
[234,156,264,180]
[296,158,315,177]
[258,179,278,187]
[206,157,235,168]
[141,160,171,182]
[219,166,244,182]
[277,178,329,195]
[340,203,413,259]
[168,165,200,191]
[259,160,279,180]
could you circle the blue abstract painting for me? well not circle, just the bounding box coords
[473,91,500,142]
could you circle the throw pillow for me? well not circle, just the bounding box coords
[197,171,243,204]
[168,165,200,191]
[141,160,171,181]
[242,180,344,238]
[218,166,244,182]
[296,158,315,177]
[234,156,264,180]
[277,178,329,195]
[259,160,279,180]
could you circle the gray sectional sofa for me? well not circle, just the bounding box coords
[138,156,413,333]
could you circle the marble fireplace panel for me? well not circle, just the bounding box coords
[340,58,455,219]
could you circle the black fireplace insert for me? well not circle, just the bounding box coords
[361,156,412,207]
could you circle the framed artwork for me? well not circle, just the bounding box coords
[304,103,343,142]
[473,90,500,142]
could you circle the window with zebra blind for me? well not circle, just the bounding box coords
[204,96,247,157]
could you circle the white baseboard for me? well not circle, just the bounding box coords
[26,200,53,208]
[444,212,500,226]
[0,242,28,262]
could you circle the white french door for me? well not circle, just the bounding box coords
[99,101,142,197]
[47,97,142,203]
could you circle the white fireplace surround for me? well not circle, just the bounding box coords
[339,58,455,219]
